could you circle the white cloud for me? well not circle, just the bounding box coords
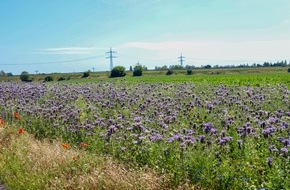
[34,47,96,55]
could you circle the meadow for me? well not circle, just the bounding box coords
[0,68,289,189]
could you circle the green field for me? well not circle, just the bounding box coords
[1,67,290,87]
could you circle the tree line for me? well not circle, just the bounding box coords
[154,60,290,70]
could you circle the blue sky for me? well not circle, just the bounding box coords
[1,0,290,74]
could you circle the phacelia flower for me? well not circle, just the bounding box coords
[280,147,288,157]
[267,157,272,167]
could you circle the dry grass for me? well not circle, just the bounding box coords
[0,126,199,190]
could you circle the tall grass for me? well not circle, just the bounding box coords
[0,125,194,190]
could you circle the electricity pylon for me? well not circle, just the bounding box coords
[178,53,185,67]
[106,47,117,71]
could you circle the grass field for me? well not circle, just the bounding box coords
[0,67,289,189]
[1,66,289,84]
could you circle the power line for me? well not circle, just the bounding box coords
[0,55,102,66]
[106,47,117,70]
[178,53,185,67]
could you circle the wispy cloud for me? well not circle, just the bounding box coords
[34,47,96,55]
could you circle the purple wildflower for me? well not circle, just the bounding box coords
[267,157,272,167]
[280,147,288,157]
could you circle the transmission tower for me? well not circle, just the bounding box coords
[106,47,117,71]
[178,53,185,67]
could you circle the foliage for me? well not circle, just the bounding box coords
[133,64,143,76]
[288,68,290,73]
[169,65,183,70]
[82,71,90,78]
[44,76,54,82]
[58,76,66,81]
[166,69,174,75]
[0,70,5,76]
[111,66,126,78]
[187,69,193,75]
[20,71,31,82]
[155,65,168,70]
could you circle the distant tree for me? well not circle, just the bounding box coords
[6,73,13,76]
[129,66,133,71]
[169,65,183,70]
[111,66,126,78]
[187,69,193,75]
[185,65,195,69]
[263,62,270,67]
[161,65,168,70]
[166,69,174,75]
[288,68,290,73]
[58,76,66,81]
[204,65,212,69]
[44,76,54,82]
[82,71,90,78]
[155,65,168,70]
[0,70,5,76]
[20,71,31,82]
[133,64,143,76]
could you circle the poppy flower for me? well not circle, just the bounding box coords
[14,112,19,120]
[0,118,5,126]
[62,143,69,149]
[18,128,24,134]
[80,142,87,148]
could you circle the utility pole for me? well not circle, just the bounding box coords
[106,47,117,71]
[178,53,185,67]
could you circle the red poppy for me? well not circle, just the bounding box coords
[18,128,24,134]
[62,143,69,149]
[0,118,5,126]
[80,142,87,148]
[14,112,19,120]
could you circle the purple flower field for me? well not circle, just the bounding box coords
[0,81,289,189]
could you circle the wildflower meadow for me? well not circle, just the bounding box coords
[0,74,289,189]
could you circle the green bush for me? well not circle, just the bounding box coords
[111,66,126,78]
[82,71,90,78]
[166,69,174,75]
[44,76,54,82]
[288,68,290,73]
[58,77,66,81]
[133,65,143,76]
[20,71,31,82]
[187,69,193,75]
